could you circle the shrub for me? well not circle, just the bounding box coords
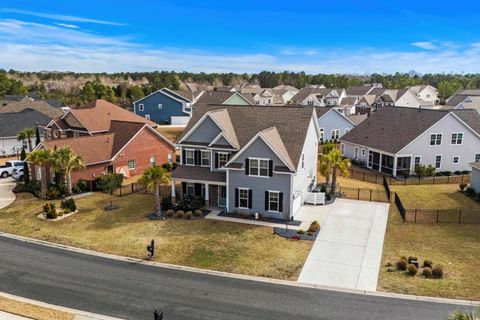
[161,162,172,172]
[423,260,433,268]
[185,211,193,219]
[176,195,205,211]
[43,202,57,219]
[161,196,173,210]
[425,165,436,177]
[435,172,443,177]
[466,187,476,197]
[459,183,467,191]
[76,179,88,192]
[95,174,123,193]
[320,185,327,193]
[443,171,452,176]
[408,256,418,263]
[175,210,185,218]
[45,187,61,200]
[193,209,203,217]
[13,183,26,193]
[414,164,426,177]
[396,259,407,271]
[326,194,332,201]
[454,171,462,176]
[26,180,41,193]
[171,162,178,171]
[422,267,433,278]
[461,170,470,175]
[297,229,305,235]
[166,209,174,217]
[307,221,320,233]
[432,265,444,278]
[63,207,71,214]
[71,186,79,194]
[386,267,394,272]
[61,198,76,212]
[407,264,418,276]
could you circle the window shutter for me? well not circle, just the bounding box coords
[194,183,202,196]
[181,182,186,195]
[265,191,269,210]
[235,188,239,207]
[248,189,253,209]
[194,150,200,165]
[245,158,249,175]
[279,192,283,212]
[182,149,186,165]
[269,160,273,177]
[215,153,219,169]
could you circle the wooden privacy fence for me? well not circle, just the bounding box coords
[113,182,172,197]
[344,166,470,186]
[336,186,390,203]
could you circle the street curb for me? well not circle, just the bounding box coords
[1,232,479,307]
[0,291,123,320]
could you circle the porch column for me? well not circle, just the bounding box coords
[205,183,209,205]
[378,153,382,172]
[392,156,398,177]
[171,180,176,202]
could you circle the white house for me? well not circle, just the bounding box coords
[409,85,439,106]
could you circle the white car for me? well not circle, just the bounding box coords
[11,167,24,180]
[0,160,24,178]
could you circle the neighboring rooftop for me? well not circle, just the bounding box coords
[0,109,52,137]
[345,86,374,96]
[195,91,253,105]
[0,99,63,118]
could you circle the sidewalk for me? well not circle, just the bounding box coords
[205,209,305,230]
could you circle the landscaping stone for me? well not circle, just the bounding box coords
[273,227,319,241]
[37,210,78,222]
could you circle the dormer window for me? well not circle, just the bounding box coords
[218,153,228,168]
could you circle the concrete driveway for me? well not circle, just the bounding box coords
[298,198,389,291]
[0,177,16,209]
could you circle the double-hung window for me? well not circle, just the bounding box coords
[476,153,480,162]
[238,189,249,208]
[435,155,442,169]
[218,153,228,168]
[249,158,269,177]
[128,160,136,170]
[185,149,194,165]
[319,128,324,141]
[201,150,210,167]
[451,133,463,145]
[430,133,442,146]
[268,191,280,212]
[414,156,421,167]
[331,129,340,140]
[150,155,156,167]
[186,183,195,196]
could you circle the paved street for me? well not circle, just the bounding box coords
[0,178,16,210]
[299,199,389,291]
[0,235,474,320]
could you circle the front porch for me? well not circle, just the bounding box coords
[367,151,411,177]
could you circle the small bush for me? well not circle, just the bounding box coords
[63,207,71,214]
[175,210,185,218]
[176,195,205,211]
[443,171,452,176]
[422,267,433,278]
[459,183,467,191]
[408,256,418,263]
[161,196,173,210]
[466,187,476,197]
[166,209,174,217]
[454,171,462,176]
[423,260,433,268]
[461,170,470,175]
[71,186,79,194]
[61,198,77,212]
[185,211,193,219]
[407,264,418,276]
[45,187,61,200]
[193,209,203,217]
[396,259,407,271]
[13,183,26,193]
[76,179,88,192]
[297,229,305,235]
[307,221,320,233]
[435,172,443,177]
[43,202,57,219]
[432,265,444,278]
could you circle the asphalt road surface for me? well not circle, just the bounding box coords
[0,236,474,320]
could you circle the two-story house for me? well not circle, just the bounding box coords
[316,108,357,142]
[409,85,439,106]
[172,105,321,220]
[133,88,203,125]
[340,106,480,177]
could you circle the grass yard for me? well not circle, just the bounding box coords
[156,125,185,143]
[0,192,311,280]
[317,172,384,191]
[378,184,480,300]
[0,295,73,320]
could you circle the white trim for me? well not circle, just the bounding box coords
[317,108,357,126]
[237,187,250,209]
[200,150,210,167]
[133,88,190,105]
[184,148,195,166]
[429,133,443,146]
[266,190,281,212]
[248,157,270,177]
[217,152,229,168]
[435,154,442,169]
[208,132,237,149]
[172,178,226,186]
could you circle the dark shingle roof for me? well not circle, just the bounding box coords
[0,109,52,137]
[180,105,316,168]
[292,88,335,102]
[0,99,63,118]
[341,107,480,154]
[195,91,252,105]
[172,165,226,182]
[346,86,374,96]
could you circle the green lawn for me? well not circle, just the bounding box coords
[379,184,480,300]
[0,192,311,280]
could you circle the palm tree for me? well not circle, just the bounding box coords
[52,147,85,195]
[317,142,335,184]
[140,166,171,216]
[328,149,351,195]
[28,149,52,199]
[17,128,35,152]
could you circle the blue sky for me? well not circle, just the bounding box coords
[1,0,479,73]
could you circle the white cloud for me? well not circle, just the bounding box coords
[411,41,437,50]
[56,23,79,29]
[0,8,124,26]
[0,18,479,74]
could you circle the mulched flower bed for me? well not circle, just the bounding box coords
[148,209,212,221]
[218,211,302,226]
[273,227,319,241]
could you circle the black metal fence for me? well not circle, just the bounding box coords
[383,176,391,201]
[394,193,406,222]
[404,208,480,224]
[113,182,171,197]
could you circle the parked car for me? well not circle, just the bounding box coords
[11,167,24,180]
[0,160,24,178]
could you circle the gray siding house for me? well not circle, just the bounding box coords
[469,162,480,192]
[340,107,480,177]
[172,105,320,220]
[316,108,356,142]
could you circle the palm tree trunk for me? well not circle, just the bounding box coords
[27,138,33,152]
[40,166,47,199]
[325,165,331,184]
[155,184,161,216]
[66,172,72,195]
[331,167,337,195]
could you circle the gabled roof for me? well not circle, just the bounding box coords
[194,91,253,105]
[346,114,368,125]
[0,109,52,137]
[292,88,336,102]
[258,126,295,170]
[0,99,63,118]
[445,94,470,107]
[345,86,374,96]
[357,94,376,106]
[339,97,358,106]
[63,99,156,132]
[341,106,480,154]
[179,105,317,169]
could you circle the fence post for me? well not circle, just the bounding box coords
[119,186,122,197]
[447,176,450,184]
[357,188,360,200]
[436,209,439,223]
[370,189,372,202]
[131,183,134,194]
[414,209,417,223]
[363,172,366,181]
[459,210,462,224]
[461,175,464,183]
